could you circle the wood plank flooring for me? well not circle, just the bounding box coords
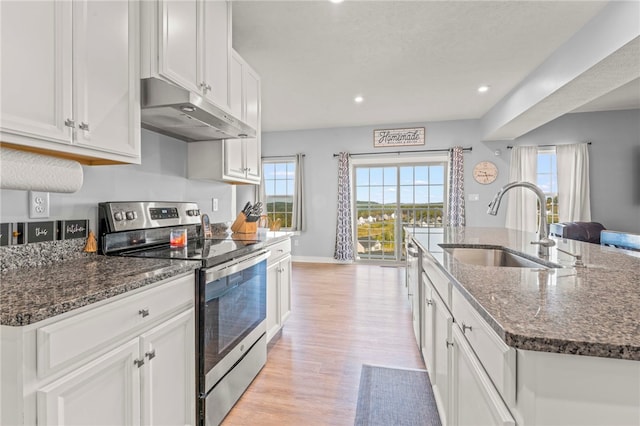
[222,262,425,425]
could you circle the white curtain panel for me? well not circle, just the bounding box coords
[505,145,538,232]
[292,153,306,231]
[557,143,591,222]
[334,152,354,261]
[447,146,466,226]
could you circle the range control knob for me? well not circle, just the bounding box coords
[114,211,124,221]
[187,209,200,216]
[125,211,137,220]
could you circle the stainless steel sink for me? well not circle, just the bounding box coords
[440,244,563,269]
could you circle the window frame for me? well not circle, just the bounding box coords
[261,157,298,231]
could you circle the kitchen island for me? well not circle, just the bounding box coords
[407,226,639,426]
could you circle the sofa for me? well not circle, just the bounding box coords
[549,221,606,244]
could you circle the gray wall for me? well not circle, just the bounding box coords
[0,129,237,232]
[261,119,515,259]
[507,109,640,234]
[262,109,639,259]
[3,110,637,259]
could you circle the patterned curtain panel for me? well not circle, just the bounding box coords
[447,146,466,226]
[334,152,354,261]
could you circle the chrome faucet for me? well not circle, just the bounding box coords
[487,181,556,257]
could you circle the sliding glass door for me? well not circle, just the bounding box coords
[354,162,446,262]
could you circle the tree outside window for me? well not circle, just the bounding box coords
[537,149,559,224]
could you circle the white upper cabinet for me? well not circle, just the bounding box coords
[0,0,141,165]
[201,0,231,109]
[142,0,231,112]
[1,1,72,145]
[229,49,260,130]
[73,0,140,159]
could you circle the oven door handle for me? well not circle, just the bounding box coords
[205,250,271,282]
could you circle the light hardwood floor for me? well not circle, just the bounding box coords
[222,262,425,425]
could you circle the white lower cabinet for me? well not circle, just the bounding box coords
[266,238,292,343]
[140,309,195,426]
[1,272,195,426]
[421,256,514,426]
[37,339,141,426]
[450,326,515,426]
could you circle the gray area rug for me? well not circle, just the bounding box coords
[354,364,442,426]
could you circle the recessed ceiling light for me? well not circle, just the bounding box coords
[477,85,490,93]
[354,96,364,103]
[329,0,344,3]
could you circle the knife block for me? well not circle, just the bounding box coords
[231,213,257,234]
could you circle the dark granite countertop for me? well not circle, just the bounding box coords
[1,240,199,326]
[1,233,293,327]
[408,227,640,361]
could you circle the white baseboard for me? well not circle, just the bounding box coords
[291,256,354,264]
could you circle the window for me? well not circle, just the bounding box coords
[537,149,559,224]
[262,159,296,229]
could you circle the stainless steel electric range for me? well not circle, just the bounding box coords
[98,201,270,426]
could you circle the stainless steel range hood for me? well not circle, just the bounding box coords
[140,78,256,141]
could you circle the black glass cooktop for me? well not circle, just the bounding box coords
[121,237,264,268]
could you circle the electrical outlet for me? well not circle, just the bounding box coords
[212,198,219,211]
[30,191,50,218]
[294,239,299,246]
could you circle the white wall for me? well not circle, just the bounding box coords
[262,109,639,259]
[0,129,237,231]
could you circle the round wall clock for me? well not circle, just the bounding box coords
[473,161,498,184]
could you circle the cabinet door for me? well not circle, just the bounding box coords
[73,0,139,158]
[244,65,260,130]
[279,256,292,324]
[244,137,262,182]
[158,0,199,94]
[229,51,244,120]
[140,309,195,426]
[266,262,281,342]
[450,326,515,426]
[422,281,435,372]
[223,139,246,180]
[0,0,72,144]
[201,0,230,110]
[433,291,452,426]
[37,339,140,426]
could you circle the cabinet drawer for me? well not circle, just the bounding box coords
[452,288,516,406]
[37,273,194,378]
[267,238,291,265]
[422,255,451,308]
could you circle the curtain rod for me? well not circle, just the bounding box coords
[332,147,472,157]
[506,142,592,149]
[262,154,306,159]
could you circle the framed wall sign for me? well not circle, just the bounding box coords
[374,127,425,148]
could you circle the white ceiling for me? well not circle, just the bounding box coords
[231,0,638,134]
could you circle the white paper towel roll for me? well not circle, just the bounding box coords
[0,147,84,193]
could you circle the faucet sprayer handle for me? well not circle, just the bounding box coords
[557,247,585,267]
[531,238,556,248]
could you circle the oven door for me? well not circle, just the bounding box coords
[198,250,270,394]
